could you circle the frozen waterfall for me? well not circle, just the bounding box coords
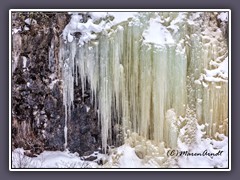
[59,12,229,152]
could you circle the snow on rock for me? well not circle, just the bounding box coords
[22,56,27,68]
[217,12,228,22]
[168,12,187,33]
[177,110,228,168]
[88,12,108,21]
[204,56,228,82]
[109,12,138,24]
[143,17,174,45]
[177,133,228,168]
[103,144,143,168]
[117,145,142,168]
[86,106,90,112]
[62,14,103,46]
[67,33,74,42]
[63,12,138,45]
[24,26,30,31]
[49,79,59,89]
[24,18,37,25]
[102,140,166,168]
[12,28,21,34]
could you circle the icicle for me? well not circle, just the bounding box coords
[59,12,228,152]
[48,38,55,72]
[61,39,77,150]
[12,33,22,73]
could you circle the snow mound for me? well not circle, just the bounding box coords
[12,148,97,168]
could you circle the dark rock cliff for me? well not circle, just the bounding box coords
[11,12,102,156]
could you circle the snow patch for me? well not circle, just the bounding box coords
[25,18,37,25]
[49,79,59,89]
[86,106,90,112]
[24,26,29,31]
[143,17,174,45]
[22,56,27,68]
[109,12,138,24]
[168,12,187,33]
[217,12,228,22]
[12,28,21,34]
[63,12,138,45]
[204,56,228,82]
[12,149,96,168]
[63,14,103,46]
[177,111,228,168]
[178,134,228,168]
[89,12,108,21]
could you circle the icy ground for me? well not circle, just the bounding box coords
[12,132,228,168]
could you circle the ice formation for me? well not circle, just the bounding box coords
[59,12,229,153]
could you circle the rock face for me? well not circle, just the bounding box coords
[11,12,102,156]
[67,81,101,156]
